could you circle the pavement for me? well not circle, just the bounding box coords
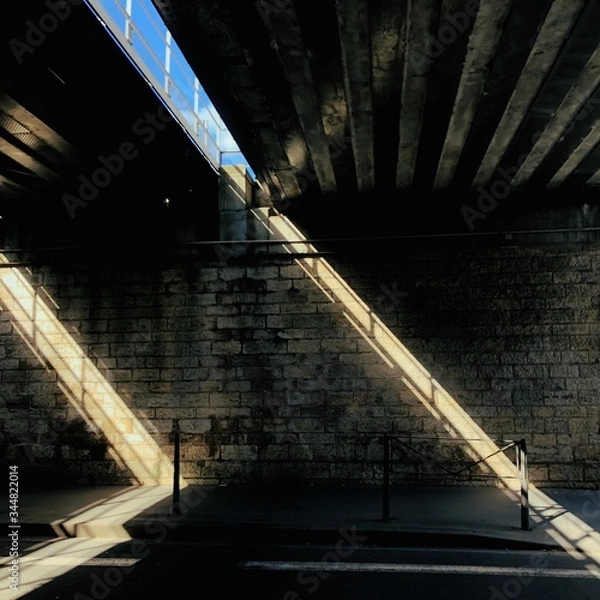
[6,483,600,553]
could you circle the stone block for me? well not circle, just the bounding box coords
[242,341,287,354]
[548,464,583,482]
[532,433,557,447]
[258,445,289,460]
[279,265,306,279]
[289,444,313,460]
[569,418,597,434]
[220,445,258,460]
[514,365,549,378]
[180,419,211,434]
[288,419,324,433]
[543,391,577,406]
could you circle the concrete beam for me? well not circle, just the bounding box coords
[434,0,513,189]
[512,44,600,188]
[0,171,36,197]
[396,0,438,189]
[371,0,406,191]
[292,1,355,195]
[473,0,586,188]
[584,143,600,186]
[166,1,301,203]
[0,134,62,183]
[0,90,85,171]
[549,120,600,187]
[259,0,337,195]
[335,0,375,193]
[151,1,267,180]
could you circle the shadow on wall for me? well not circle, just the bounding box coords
[251,208,521,488]
[324,243,600,489]
[0,256,178,486]
[244,206,600,581]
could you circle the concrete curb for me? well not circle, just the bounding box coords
[5,519,562,552]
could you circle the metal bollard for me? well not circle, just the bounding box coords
[519,438,530,531]
[382,433,391,521]
[172,418,181,516]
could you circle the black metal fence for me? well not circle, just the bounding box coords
[169,419,530,531]
[381,433,530,531]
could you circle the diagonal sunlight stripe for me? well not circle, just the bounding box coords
[253,210,519,485]
[0,538,122,599]
[0,254,178,486]
[0,487,182,598]
[55,485,174,539]
[251,208,600,567]
[0,258,184,598]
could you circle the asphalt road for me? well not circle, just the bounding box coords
[3,536,600,599]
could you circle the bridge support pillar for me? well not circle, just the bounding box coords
[218,165,253,242]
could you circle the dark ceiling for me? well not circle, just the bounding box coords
[150,0,600,239]
[2,0,600,251]
[0,0,218,252]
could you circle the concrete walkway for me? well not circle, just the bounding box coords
[8,483,600,553]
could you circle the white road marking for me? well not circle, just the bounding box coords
[0,539,137,599]
[240,560,600,579]
[1,556,139,567]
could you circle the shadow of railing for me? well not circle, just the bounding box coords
[0,254,177,486]
[379,433,529,530]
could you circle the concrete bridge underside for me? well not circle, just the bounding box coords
[150,0,600,240]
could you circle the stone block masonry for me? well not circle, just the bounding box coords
[0,243,598,488]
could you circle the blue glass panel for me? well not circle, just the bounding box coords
[97,0,128,33]
[88,0,253,174]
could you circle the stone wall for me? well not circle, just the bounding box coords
[0,241,598,488]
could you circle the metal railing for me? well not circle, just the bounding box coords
[170,423,530,529]
[381,433,530,531]
[84,0,253,174]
